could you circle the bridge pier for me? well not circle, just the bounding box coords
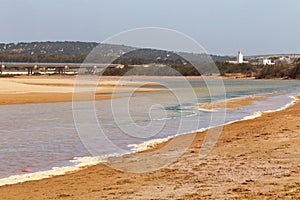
[0,65,5,74]
[56,67,66,74]
[86,66,97,74]
[27,67,34,75]
[26,65,38,75]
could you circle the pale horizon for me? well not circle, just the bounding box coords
[1,0,299,56]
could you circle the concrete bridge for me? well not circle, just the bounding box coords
[0,62,121,75]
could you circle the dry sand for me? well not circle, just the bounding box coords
[0,86,299,199]
[0,76,161,104]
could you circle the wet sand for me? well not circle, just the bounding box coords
[0,93,299,199]
[188,94,271,110]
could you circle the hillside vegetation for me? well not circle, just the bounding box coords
[0,42,299,79]
[256,59,300,79]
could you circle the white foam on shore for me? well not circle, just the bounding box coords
[195,108,216,112]
[242,96,298,121]
[0,156,106,187]
[242,112,263,120]
[128,138,170,152]
[128,96,298,153]
[128,128,208,152]
[266,96,298,112]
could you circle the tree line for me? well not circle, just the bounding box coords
[0,53,87,63]
[256,59,300,79]
[1,52,299,79]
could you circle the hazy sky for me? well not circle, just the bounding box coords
[1,0,299,55]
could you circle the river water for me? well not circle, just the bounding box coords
[0,78,299,184]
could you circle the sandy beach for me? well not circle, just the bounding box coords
[0,76,299,199]
[2,0,300,199]
[0,76,161,104]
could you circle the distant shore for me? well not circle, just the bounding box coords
[0,93,299,199]
[0,75,297,105]
[0,76,162,105]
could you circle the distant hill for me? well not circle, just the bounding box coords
[112,48,234,65]
[0,41,232,63]
[113,49,190,65]
[0,41,135,57]
[177,52,234,63]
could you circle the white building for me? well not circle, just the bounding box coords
[263,58,275,65]
[237,51,244,64]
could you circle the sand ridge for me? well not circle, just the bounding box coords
[0,76,162,104]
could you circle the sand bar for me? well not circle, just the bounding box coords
[0,76,162,104]
[188,94,272,110]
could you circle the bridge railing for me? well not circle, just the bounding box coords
[0,63,120,75]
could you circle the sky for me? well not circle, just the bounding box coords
[0,0,299,55]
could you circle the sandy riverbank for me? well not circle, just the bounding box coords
[0,95,299,199]
[0,76,161,104]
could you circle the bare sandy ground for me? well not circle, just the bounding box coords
[0,92,299,199]
[0,76,161,104]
